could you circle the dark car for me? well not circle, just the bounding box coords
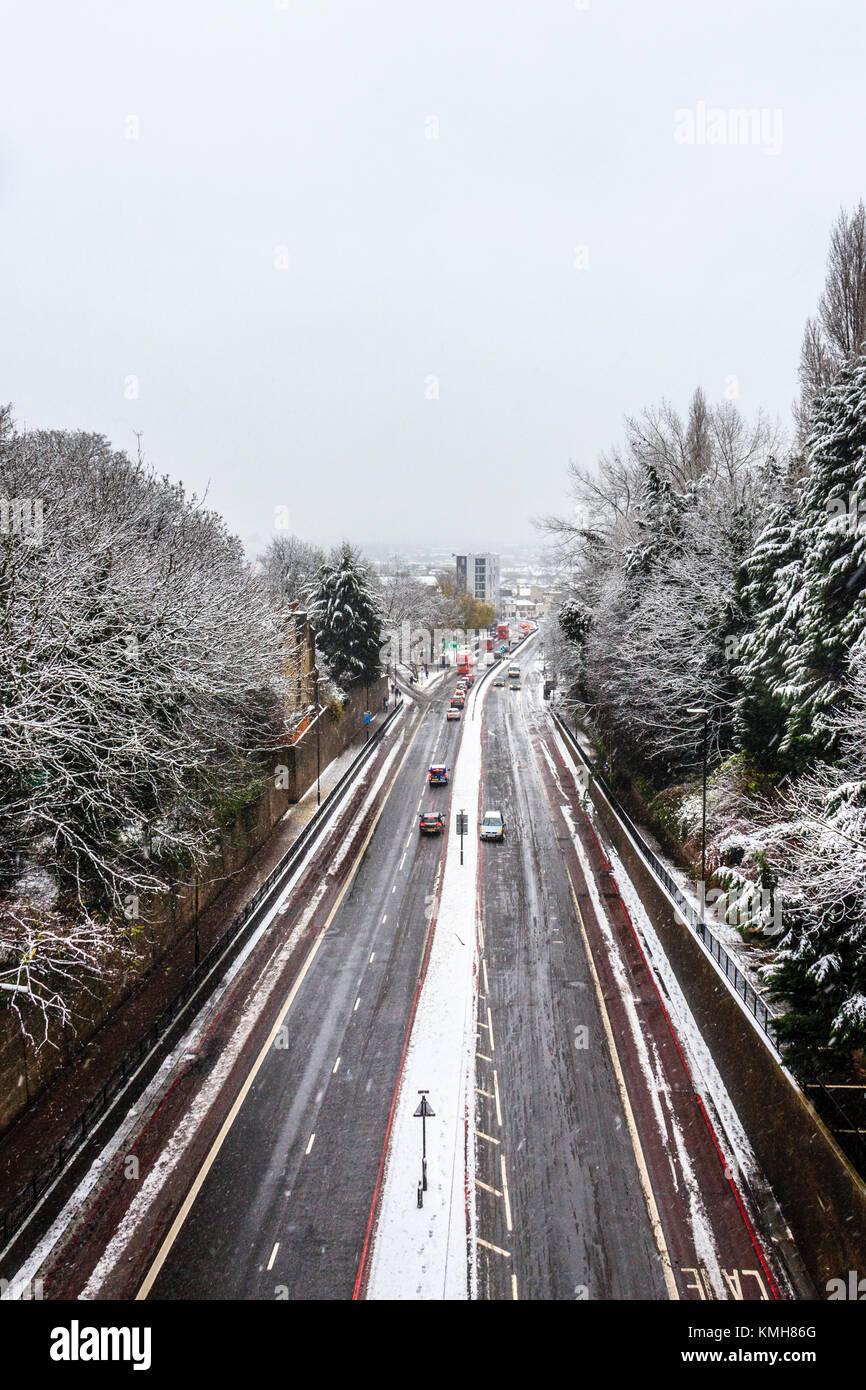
[428,764,449,785]
[419,811,444,835]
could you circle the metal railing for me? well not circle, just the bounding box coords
[804,1082,866,1173]
[0,695,404,1252]
[550,710,779,1049]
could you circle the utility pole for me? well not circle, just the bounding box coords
[316,706,321,806]
[688,706,709,894]
[315,669,322,806]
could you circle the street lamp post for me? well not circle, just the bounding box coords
[316,705,321,807]
[414,1091,435,1203]
[688,707,709,893]
[313,668,322,807]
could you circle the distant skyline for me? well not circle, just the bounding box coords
[2,0,864,554]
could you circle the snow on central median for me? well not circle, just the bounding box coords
[365,691,484,1299]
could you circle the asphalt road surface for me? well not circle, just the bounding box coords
[474,643,790,1301]
[39,647,798,1302]
[146,676,463,1299]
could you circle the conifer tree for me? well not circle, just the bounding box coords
[736,356,866,770]
[305,543,383,691]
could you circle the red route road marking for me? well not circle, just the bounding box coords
[541,721,781,1300]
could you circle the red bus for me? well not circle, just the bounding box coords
[456,648,471,676]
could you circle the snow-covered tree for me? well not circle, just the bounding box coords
[546,391,782,778]
[761,643,866,1070]
[0,416,300,1036]
[796,201,866,440]
[737,355,866,771]
[305,542,383,691]
[258,534,325,605]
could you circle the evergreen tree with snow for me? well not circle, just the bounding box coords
[765,641,866,1071]
[558,597,592,647]
[736,356,866,771]
[305,542,383,692]
[734,494,802,767]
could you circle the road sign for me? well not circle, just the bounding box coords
[456,809,468,865]
[413,1096,436,1119]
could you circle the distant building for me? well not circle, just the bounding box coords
[455,552,500,612]
[500,582,545,624]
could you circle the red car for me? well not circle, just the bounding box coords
[428,764,449,785]
[419,811,444,835]
[451,693,465,708]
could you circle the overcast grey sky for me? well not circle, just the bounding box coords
[1,0,864,556]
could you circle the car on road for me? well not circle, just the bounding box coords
[479,810,505,841]
[493,676,505,687]
[428,764,449,785]
[509,680,521,690]
[446,706,461,720]
[451,694,465,708]
[418,811,444,835]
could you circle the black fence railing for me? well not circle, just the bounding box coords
[804,1082,866,1175]
[0,695,404,1253]
[550,710,779,1049]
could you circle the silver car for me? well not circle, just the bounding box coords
[479,810,505,841]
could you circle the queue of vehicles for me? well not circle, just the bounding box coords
[421,626,534,838]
